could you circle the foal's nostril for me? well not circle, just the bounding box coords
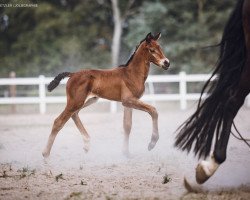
[164,60,170,69]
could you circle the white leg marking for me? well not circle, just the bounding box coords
[196,154,220,184]
[199,155,219,176]
[82,136,90,153]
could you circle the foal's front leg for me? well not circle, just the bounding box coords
[123,107,133,156]
[122,98,159,151]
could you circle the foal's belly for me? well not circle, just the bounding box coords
[91,74,123,102]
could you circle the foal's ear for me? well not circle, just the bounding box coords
[146,32,153,43]
[153,32,161,40]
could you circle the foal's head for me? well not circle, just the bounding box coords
[143,32,170,70]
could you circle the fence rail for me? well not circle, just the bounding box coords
[0,72,249,114]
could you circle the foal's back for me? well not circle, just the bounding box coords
[66,67,127,102]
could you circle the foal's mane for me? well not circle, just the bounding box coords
[120,38,146,67]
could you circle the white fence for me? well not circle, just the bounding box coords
[0,71,249,114]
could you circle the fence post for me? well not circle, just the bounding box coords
[148,82,156,107]
[39,75,46,114]
[179,71,187,110]
[9,71,16,113]
[110,101,117,113]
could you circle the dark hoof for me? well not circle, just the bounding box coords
[148,135,159,151]
[196,163,210,184]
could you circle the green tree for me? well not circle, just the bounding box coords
[0,0,237,77]
[125,0,236,74]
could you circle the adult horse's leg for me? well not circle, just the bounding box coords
[196,2,250,182]
[123,107,133,156]
[122,98,159,151]
[71,97,99,152]
[196,65,250,184]
[195,94,245,183]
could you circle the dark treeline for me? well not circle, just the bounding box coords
[0,0,235,77]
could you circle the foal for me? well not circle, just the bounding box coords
[42,32,170,158]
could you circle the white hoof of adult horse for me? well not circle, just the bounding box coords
[196,154,219,184]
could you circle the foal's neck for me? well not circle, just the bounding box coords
[126,47,150,83]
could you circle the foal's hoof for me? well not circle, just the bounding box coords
[148,135,159,151]
[42,151,50,158]
[83,146,89,153]
[83,144,90,153]
[83,139,90,153]
[123,151,132,158]
[148,141,156,151]
[122,148,130,157]
[196,163,210,184]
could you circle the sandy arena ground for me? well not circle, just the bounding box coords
[0,104,250,200]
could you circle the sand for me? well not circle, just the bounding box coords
[0,105,250,199]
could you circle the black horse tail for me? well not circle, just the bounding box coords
[47,72,71,92]
[175,0,247,159]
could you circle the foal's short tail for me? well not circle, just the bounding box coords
[47,72,71,92]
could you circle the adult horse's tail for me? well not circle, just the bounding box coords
[47,72,71,92]
[175,0,247,159]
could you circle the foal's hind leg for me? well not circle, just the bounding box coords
[42,79,91,158]
[72,97,99,153]
[123,107,133,156]
[42,109,73,158]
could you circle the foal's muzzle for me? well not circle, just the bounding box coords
[162,60,170,70]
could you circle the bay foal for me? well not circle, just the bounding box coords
[42,32,170,158]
